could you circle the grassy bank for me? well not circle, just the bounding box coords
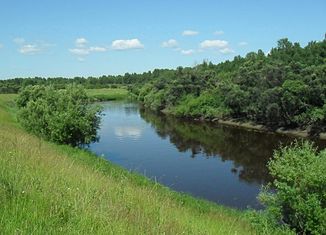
[86,88,129,101]
[0,93,263,234]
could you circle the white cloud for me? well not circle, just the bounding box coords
[0,43,3,49]
[182,30,199,36]
[219,48,234,54]
[199,39,234,54]
[69,48,90,56]
[181,49,195,56]
[162,39,178,48]
[111,39,144,50]
[200,40,229,49]
[14,37,53,55]
[19,44,41,55]
[75,37,88,47]
[69,37,108,60]
[89,46,107,52]
[214,30,224,35]
[238,41,248,46]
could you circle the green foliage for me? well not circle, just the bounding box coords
[86,88,129,101]
[136,37,326,136]
[174,91,230,118]
[259,141,326,234]
[143,89,166,111]
[17,85,102,146]
[246,210,294,235]
[2,37,326,135]
[1,93,258,235]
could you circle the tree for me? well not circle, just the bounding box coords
[17,85,102,146]
[259,141,326,234]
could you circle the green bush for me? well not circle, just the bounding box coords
[17,85,102,146]
[174,91,230,119]
[259,141,326,234]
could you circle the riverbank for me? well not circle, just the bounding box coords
[0,94,266,234]
[160,107,326,140]
[216,120,326,140]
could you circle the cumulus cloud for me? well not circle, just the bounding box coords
[75,38,88,47]
[69,37,108,60]
[111,39,144,50]
[161,39,178,48]
[182,30,199,36]
[200,40,229,49]
[199,39,234,54]
[219,48,234,54]
[214,30,224,35]
[89,46,107,52]
[238,41,248,46]
[69,48,90,56]
[19,44,41,54]
[181,49,195,56]
[13,37,52,55]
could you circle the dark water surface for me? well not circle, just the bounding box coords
[88,101,326,209]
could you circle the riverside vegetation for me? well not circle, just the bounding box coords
[1,87,325,234]
[0,91,258,234]
[133,38,326,138]
[0,37,325,234]
[0,88,299,235]
[1,38,326,137]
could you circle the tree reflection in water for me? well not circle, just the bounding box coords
[139,108,326,185]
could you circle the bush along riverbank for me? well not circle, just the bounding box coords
[0,89,298,234]
[130,37,326,139]
[163,113,326,140]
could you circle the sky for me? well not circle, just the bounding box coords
[0,0,325,79]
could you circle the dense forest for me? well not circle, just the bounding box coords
[1,37,325,135]
[134,38,326,136]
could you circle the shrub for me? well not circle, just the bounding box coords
[174,91,230,119]
[259,141,326,234]
[17,85,102,146]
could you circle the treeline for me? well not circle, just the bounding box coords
[2,37,326,134]
[0,72,154,93]
[132,38,326,135]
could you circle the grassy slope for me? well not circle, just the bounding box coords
[0,93,257,234]
[86,88,129,101]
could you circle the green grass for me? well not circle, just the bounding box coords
[87,88,129,101]
[0,93,270,234]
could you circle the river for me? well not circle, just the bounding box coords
[88,101,326,209]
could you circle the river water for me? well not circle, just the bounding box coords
[88,101,326,209]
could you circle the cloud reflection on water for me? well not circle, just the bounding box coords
[114,126,142,140]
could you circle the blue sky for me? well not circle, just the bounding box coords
[0,0,325,79]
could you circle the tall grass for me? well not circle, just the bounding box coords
[86,88,129,101]
[0,94,257,234]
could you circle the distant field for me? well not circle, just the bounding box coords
[0,94,264,234]
[86,88,129,101]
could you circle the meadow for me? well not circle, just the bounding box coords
[86,87,129,101]
[0,91,267,234]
